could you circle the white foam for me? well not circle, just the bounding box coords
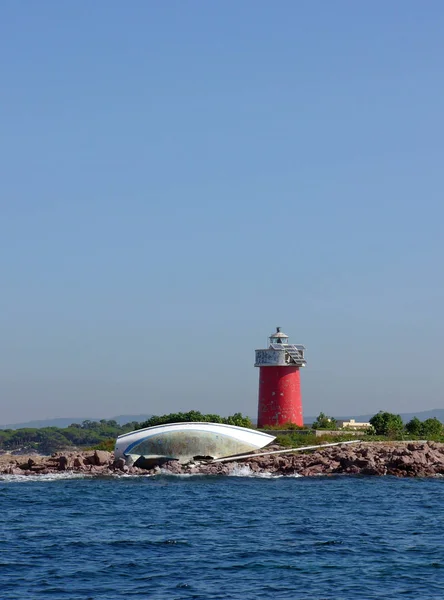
[227,464,303,478]
[0,471,158,483]
[0,468,303,482]
[157,468,204,477]
[0,471,93,483]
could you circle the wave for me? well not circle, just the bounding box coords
[228,464,303,478]
[0,472,93,483]
[0,467,303,482]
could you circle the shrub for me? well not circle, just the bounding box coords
[421,417,443,438]
[92,438,115,452]
[137,411,253,430]
[312,412,337,430]
[369,411,404,436]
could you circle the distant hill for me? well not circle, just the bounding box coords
[112,414,153,426]
[0,414,152,430]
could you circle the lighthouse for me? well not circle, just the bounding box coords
[255,327,307,428]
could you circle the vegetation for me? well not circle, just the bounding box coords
[1,410,444,455]
[311,412,337,430]
[136,411,253,429]
[0,411,253,454]
[369,412,405,437]
[275,411,444,447]
[405,416,443,438]
[274,432,357,448]
[92,438,116,452]
[264,422,307,431]
[0,420,135,455]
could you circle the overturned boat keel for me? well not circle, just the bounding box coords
[115,422,276,465]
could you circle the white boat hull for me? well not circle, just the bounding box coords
[115,422,275,464]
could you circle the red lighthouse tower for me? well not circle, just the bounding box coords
[255,327,307,428]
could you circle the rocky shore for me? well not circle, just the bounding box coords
[2,442,444,478]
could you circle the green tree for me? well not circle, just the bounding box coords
[405,417,423,436]
[5,428,39,448]
[0,430,12,447]
[224,413,253,428]
[312,412,337,430]
[137,411,253,430]
[421,417,443,438]
[37,429,72,454]
[0,420,127,452]
[369,411,404,436]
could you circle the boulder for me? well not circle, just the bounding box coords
[73,457,84,469]
[29,464,49,473]
[113,457,126,471]
[361,465,384,476]
[93,450,112,466]
[58,456,69,471]
[9,467,23,475]
[161,460,183,474]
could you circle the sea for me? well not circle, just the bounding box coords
[1,470,444,599]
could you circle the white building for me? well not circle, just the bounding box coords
[337,419,371,430]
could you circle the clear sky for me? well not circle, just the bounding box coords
[1,1,444,424]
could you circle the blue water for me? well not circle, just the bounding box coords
[2,473,444,599]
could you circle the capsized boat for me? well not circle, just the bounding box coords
[114,422,275,464]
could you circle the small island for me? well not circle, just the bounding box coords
[2,410,444,478]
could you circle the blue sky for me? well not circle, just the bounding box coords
[1,2,443,424]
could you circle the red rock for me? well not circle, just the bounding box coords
[94,450,111,466]
[58,456,69,471]
[113,457,126,471]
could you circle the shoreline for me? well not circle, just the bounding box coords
[2,441,444,478]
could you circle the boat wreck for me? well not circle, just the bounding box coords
[114,422,275,466]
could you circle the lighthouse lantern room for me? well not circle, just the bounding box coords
[255,327,306,428]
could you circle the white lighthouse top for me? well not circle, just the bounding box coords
[255,326,306,368]
[269,327,289,345]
